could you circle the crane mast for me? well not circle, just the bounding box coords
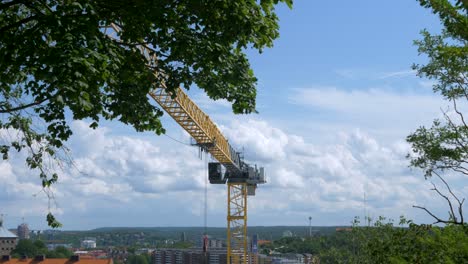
[107,24,265,264]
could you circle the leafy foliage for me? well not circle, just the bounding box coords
[126,254,150,264]
[12,239,72,258]
[46,213,63,228]
[0,0,292,227]
[46,246,73,259]
[260,217,468,264]
[407,0,467,225]
[353,217,468,264]
[11,239,45,258]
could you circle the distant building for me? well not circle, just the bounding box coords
[259,253,321,264]
[180,232,186,242]
[46,243,73,251]
[208,239,223,249]
[251,234,258,254]
[282,231,293,238]
[152,248,228,264]
[17,223,30,240]
[80,250,108,259]
[73,251,89,256]
[81,240,97,249]
[0,218,18,256]
[136,248,155,255]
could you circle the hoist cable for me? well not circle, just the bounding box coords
[163,133,192,146]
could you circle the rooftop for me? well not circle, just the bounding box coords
[0,259,112,264]
[0,219,17,239]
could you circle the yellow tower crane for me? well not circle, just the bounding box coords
[107,24,266,264]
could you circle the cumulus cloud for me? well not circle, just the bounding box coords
[0,117,462,228]
[0,161,43,199]
[64,121,208,196]
[0,120,211,227]
[221,119,452,225]
[221,120,291,162]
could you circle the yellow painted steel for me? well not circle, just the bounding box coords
[108,24,248,262]
[227,183,248,264]
[108,23,240,170]
[148,87,237,166]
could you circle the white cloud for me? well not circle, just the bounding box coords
[289,87,441,115]
[1,118,465,228]
[0,120,211,227]
[65,121,207,196]
[221,120,291,162]
[377,70,417,79]
[220,120,459,225]
[0,161,44,199]
[419,80,437,89]
[190,92,231,110]
[287,87,446,141]
[334,68,416,80]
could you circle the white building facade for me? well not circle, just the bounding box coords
[0,219,18,256]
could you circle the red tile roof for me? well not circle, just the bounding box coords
[0,259,112,264]
[336,227,353,232]
[257,240,271,245]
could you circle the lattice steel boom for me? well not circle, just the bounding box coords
[107,23,265,264]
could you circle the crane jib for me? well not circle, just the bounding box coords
[106,23,263,264]
[148,87,245,172]
[106,23,241,171]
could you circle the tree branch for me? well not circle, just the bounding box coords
[0,15,40,35]
[433,171,464,207]
[451,166,468,176]
[0,98,49,113]
[460,198,465,225]
[412,205,452,225]
[21,1,47,17]
[436,161,468,176]
[0,0,23,10]
[442,108,468,153]
[461,73,468,100]
[430,181,456,222]
[452,98,468,129]
[36,0,53,14]
[415,171,466,226]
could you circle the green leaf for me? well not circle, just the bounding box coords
[0,0,290,228]
[46,213,63,229]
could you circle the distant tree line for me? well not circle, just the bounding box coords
[12,239,72,258]
[261,216,468,264]
[125,254,151,264]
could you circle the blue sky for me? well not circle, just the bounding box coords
[1,1,466,231]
